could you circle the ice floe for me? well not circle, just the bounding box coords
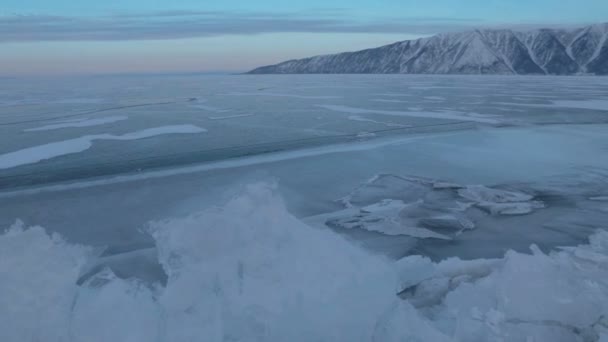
[318,175,545,239]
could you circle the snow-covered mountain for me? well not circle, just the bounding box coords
[248,23,608,75]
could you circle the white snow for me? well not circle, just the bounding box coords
[0,125,206,169]
[318,104,502,124]
[24,116,128,132]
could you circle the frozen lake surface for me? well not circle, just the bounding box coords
[1,74,608,341]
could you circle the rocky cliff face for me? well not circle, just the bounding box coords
[248,23,608,75]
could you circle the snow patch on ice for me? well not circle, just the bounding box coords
[372,99,410,103]
[318,104,502,124]
[424,96,446,101]
[374,93,411,97]
[0,125,206,169]
[24,116,128,132]
[208,113,255,120]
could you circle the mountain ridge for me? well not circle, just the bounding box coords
[248,23,608,75]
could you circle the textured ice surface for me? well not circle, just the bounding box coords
[0,125,206,169]
[552,99,608,111]
[1,184,607,342]
[348,115,410,127]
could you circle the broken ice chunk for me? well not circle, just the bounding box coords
[476,201,545,216]
[419,214,475,232]
[432,182,464,190]
[458,185,534,203]
[360,199,407,214]
[326,199,452,239]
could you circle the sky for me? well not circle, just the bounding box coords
[1,0,607,75]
